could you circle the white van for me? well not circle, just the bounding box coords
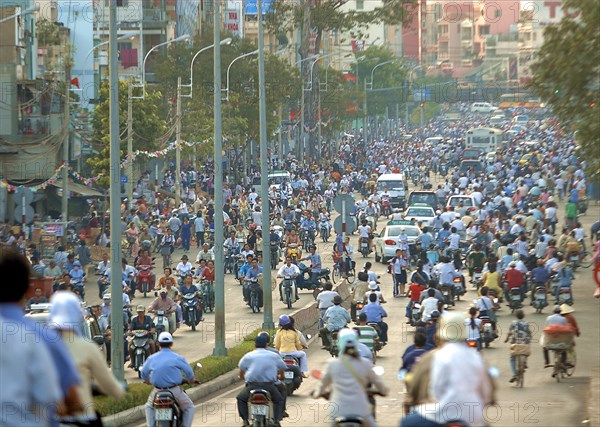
[424,136,444,146]
[376,174,408,209]
[267,171,291,190]
[471,102,497,114]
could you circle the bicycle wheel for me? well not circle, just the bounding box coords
[579,252,593,269]
[566,349,576,376]
[331,265,340,284]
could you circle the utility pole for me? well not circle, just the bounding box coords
[62,67,70,243]
[109,0,124,382]
[213,0,227,356]
[317,85,322,155]
[175,77,182,206]
[258,0,273,330]
[363,78,368,143]
[278,105,283,159]
[299,81,305,162]
[420,102,425,130]
[127,84,133,201]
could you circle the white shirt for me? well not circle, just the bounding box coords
[358,225,371,238]
[420,297,439,321]
[448,233,461,249]
[176,261,193,276]
[465,317,482,339]
[277,264,300,277]
[316,290,339,309]
[415,342,493,426]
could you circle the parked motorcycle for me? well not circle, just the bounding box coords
[181,293,202,331]
[130,330,152,378]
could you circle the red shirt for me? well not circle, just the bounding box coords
[409,283,426,301]
[505,268,524,289]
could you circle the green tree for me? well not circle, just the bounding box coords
[89,80,166,187]
[266,0,415,156]
[529,0,600,177]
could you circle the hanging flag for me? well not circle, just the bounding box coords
[70,77,80,88]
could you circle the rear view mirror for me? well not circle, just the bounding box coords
[92,335,105,346]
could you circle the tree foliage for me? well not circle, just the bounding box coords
[89,80,166,186]
[529,0,600,176]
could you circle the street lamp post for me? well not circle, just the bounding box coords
[295,55,318,162]
[257,0,273,330]
[213,0,227,356]
[365,60,395,143]
[223,49,259,102]
[0,5,38,24]
[108,0,124,382]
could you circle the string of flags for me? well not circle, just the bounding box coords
[0,162,66,192]
[121,139,211,166]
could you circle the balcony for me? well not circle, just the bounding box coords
[142,8,166,28]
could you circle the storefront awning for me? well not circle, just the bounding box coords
[51,179,104,197]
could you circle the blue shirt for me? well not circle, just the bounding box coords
[245,266,263,280]
[305,253,322,273]
[401,347,430,372]
[437,229,450,248]
[324,305,352,331]
[238,348,287,383]
[360,302,388,323]
[0,304,81,398]
[301,219,316,230]
[180,284,199,295]
[417,233,433,249]
[141,348,195,388]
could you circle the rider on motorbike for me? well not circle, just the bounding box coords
[300,214,317,245]
[277,256,300,302]
[136,249,156,290]
[127,305,156,367]
[141,332,196,427]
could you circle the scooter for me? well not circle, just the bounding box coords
[282,276,297,309]
[71,277,86,300]
[282,355,303,396]
[410,303,422,327]
[247,389,275,427]
[557,287,573,305]
[287,244,300,262]
[247,278,262,313]
[466,338,479,351]
[297,263,331,291]
[452,276,465,301]
[508,288,523,313]
[270,242,280,270]
[181,293,202,331]
[130,329,152,378]
[480,316,494,348]
[152,373,201,427]
[198,280,215,313]
[137,265,154,298]
[359,237,370,258]
[440,284,454,307]
[153,310,170,336]
[320,220,330,243]
[532,286,548,313]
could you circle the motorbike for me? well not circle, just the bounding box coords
[153,309,170,336]
[440,284,454,307]
[381,199,391,218]
[452,276,465,301]
[282,355,303,395]
[287,244,300,262]
[359,237,370,258]
[130,329,152,378]
[224,249,239,276]
[297,263,331,291]
[98,274,110,298]
[328,330,340,358]
[282,276,297,309]
[152,378,200,427]
[198,280,215,313]
[71,277,86,300]
[480,316,494,348]
[557,286,573,305]
[568,252,580,271]
[410,303,422,327]
[270,242,280,270]
[320,220,330,243]
[138,264,154,298]
[508,288,523,313]
[300,228,315,252]
[466,338,479,350]
[247,389,275,427]
[532,286,548,313]
[487,288,501,310]
[472,269,483,287]
[181,293,202,331]
[247,278,262,313]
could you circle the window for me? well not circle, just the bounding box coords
[356,0,364,10]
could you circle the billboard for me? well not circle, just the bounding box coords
[225,10,242,38]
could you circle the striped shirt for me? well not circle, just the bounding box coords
[355,325,379,350]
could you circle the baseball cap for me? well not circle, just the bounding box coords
[136,304,145,312]
[158,332,173,343]
[103,293,111,300]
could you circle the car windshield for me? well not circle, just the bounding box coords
[377,181,404,192]
[268,175,287,185]
[406,208,433,217]
[409,194,437,206]
[387,227,419,237]
[448,197,474,207]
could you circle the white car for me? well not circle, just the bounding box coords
[374,220,421,263]
[446,195,479,211]
[403,204,435,226]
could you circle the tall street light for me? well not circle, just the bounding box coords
[124,35,190,203]
[0,5,38,23]
[213,0,227,356]
[294,55,318,162]
[257,0,273,330]
[406,64,426,131]
[365,60,395,143]
[108,0,124,382]
[223,49,259,102]
[173,38,232,205]
[348,56,365,133]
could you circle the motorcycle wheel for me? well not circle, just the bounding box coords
[135,354,144,378]
[286,291,293,309]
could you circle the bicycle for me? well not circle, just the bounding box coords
[551,347,576,382]
[331,258,356,284]
[514,354,527,388]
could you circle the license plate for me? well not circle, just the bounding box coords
[284,371,294,379]
[443,291,448,295]
[361,243,368,248]
[250,405,268,416]
[155,408,172,420]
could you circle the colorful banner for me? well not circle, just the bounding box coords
[0,163,66,192]
[121,139,212,166]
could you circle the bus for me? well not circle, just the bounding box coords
[498,93,544,109]
[465,127,504,153]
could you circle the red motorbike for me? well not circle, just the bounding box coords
[137,264,155,298]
